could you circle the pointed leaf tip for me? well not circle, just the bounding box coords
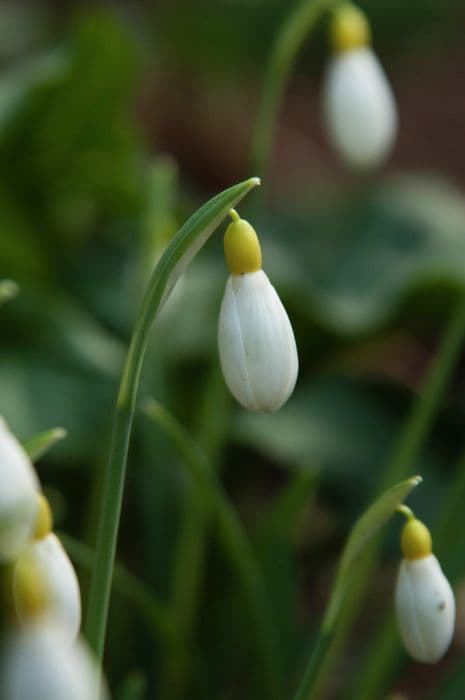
[23,427,67,462]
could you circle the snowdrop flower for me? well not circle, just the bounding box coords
[0,623,109,700]
[218,210,298,411]
[13,494,81,644]
[395,510,455,663]
[0,417,39,561]
[322,3,397,169]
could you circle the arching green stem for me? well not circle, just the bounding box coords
[249,0,339,178]
[83,177,260,663]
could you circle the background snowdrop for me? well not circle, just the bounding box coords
[218,210,298,411]
[322,3,397,169]
[395,512,455,663]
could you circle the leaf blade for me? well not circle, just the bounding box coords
[23,426,67,461]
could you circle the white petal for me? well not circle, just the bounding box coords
[0,624,109,700]
[395,554,455,663]
[218,270,298,411]
[13,533,81,644]
[322,47,397,169]
[0,417,39,561]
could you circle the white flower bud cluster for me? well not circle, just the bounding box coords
[0,417,109,700]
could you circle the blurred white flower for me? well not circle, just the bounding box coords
[0,417,39,561]
[323,46,397,170]
[0,623,109,700]
[396,554,455,663]
[322,4,397,170]
[13,533,81,644]
[218,269,298,411]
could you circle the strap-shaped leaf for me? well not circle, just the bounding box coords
[324,474,422,631]
[23,427,67,461]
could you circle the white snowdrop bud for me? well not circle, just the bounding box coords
[322,4,397,170]
[13,532,81,644]
[395,517,455,663]
[0,417,39,561]
[0,624,109,700]
[218,213,298,411]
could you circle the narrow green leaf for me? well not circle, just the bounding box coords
[0,279,19,305]
[23,426,67,461]
[323,475,422,631]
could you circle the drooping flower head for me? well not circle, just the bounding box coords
[218,210,298,411]
[322,3,397,169]
[395,510,455,663]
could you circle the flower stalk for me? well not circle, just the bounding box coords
[83,178,261,663]
[249,0,339,178]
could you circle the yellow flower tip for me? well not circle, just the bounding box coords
[401,519,432,560]
[14,556,48,618]
[329,3,371,53]
[34,493,53,541]
[224,216,262,275]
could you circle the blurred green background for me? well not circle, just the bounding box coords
[1,1,465,698]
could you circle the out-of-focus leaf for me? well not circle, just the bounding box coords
[233,378,398,483]
[23,426,67,461]
[118,672,148,700]
[0,279,18,305]
[324,475,422,631]
[0,9,144,250]
[265,175,465,334]
[255,471,317,675]
[0,353,113,463]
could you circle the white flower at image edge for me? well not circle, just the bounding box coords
[0,624,109,700]
[13,533,81,644]
[0,417,39,561]
[323,47,397,169]
[396,554,455,663]
[218,270,298,411]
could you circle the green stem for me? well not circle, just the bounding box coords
[293,297,465,700]
[144,399,285,700]
[83,178,260,662]
[249,0,338,177]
